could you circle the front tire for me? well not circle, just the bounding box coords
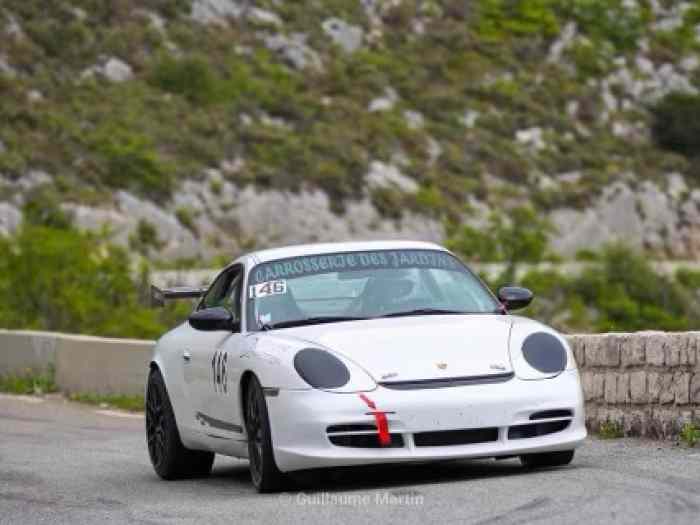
[146,368,214,480]
[520,449,575,469]
[245,376,286,492]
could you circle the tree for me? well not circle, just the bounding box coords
[0,225,171,338]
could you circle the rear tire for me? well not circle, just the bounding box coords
[245,375,287,492]
[520,449,575,469]
[146,368,214,480]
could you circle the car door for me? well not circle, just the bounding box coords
[208,268,250,437]
[186,265,242,436]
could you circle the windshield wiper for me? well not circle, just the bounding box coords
[378,308,474,318]
[262,316,369,330]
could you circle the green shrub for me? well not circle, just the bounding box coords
[680,422,699,447]
[149,55,221,105]
[651,92,700,158]
[598,420,624,439]
[675,269,700,290]
[90,123,173,200]
[447,206,553,281]
[561,0,647,52]
[475,0,561,41]
[129,219,163,255]
[0,225,167,339]
[572,245,698,332]
[175,207,198,235]
[22,185,74,230]
[371,187,406,220]
[0,366,57,395]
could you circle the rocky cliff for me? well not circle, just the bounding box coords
[2,1,700,261]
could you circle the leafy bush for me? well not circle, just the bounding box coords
[0,224,186,339]
[560,0,648,52]
[0,366,57,395]
[129,219,163,255]
[475,0,561,41]
[651,92,700,158]
[598,420,624,439]
[175,207,198,235]
[149,55,221,105]
[89,123,174,200]
[447,206,554,281]
[22,185,74,230]
[507,245,700,333]
[680,422,699,447]
[371,187,407,220]
[572,245,698,332]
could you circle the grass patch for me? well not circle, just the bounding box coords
[680,422,699,448]
[68,392,144,412]
[598,420,624,439]
[0,367,57,395]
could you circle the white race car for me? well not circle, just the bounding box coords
[146,241,586,492]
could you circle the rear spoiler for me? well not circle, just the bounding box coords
[150,285,206,308]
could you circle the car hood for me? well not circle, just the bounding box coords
[270,315,514,383]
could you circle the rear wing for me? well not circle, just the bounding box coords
[150,285,206,308]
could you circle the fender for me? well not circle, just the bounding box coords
[149,324,202,449]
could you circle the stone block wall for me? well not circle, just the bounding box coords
[568,332,700,439]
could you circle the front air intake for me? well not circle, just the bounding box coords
[413,427,499,447]
[529,409,573,420]
[508,420,570,439]
[328,433,404,448]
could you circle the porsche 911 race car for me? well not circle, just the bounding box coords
[146,241,586,492]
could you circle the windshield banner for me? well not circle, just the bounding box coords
[250,250,462,284]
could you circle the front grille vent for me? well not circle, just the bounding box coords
[508,420,570,440]
[328,433,404,448]
[414,427,499,447]
[529,409,573,420]
[326,424,376,433]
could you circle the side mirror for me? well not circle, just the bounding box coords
[497,286,533,311]
[189,307,238,332]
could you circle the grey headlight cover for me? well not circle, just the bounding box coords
[293,348,351,389]
[521,332,567,373]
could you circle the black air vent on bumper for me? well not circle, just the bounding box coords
[413,427,499,447]
[529,409,573,420]
[508,420,570,439]
[326,424,376,433]
[379,373,514,390]
[328,433,404,448]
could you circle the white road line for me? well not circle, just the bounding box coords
[95,409,144,419]
[0,394,45,404]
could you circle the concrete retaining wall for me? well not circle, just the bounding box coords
[0,330,154,396]
[1,329,699,437]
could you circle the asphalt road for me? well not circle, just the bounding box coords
[1,394,699,525]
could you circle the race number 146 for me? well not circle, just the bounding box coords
[249,280,287,299]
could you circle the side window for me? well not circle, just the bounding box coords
[200,266,242,311]
[222,273,243,322]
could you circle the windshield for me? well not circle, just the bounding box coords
[246,249,499,331]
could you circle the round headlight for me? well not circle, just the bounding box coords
[293,348,350,389]
[521,332,567,373]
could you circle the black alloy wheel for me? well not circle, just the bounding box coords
[245,376,286,492]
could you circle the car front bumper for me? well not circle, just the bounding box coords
[266,368,587,472]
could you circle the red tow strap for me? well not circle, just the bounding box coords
[359,394,391,446]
